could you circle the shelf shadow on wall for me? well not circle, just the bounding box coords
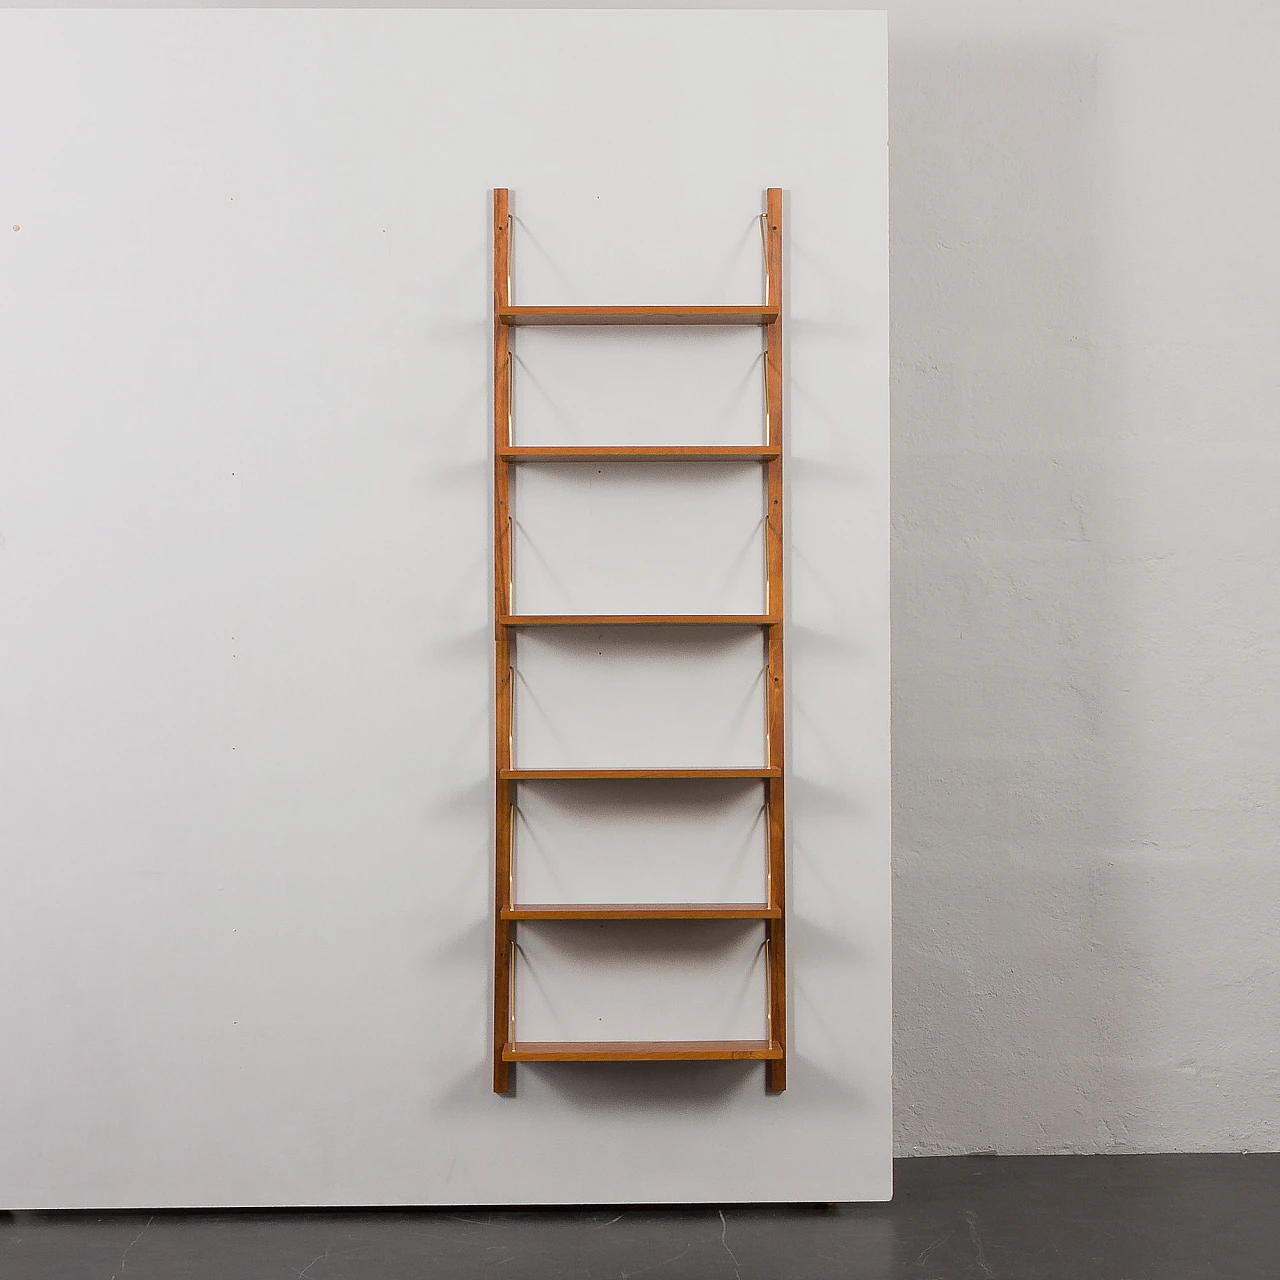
[510,330,765,448]
[512,778,766,905]
[514,1048,874,1118]
[511,627,767,770]
[513,919,768,1037]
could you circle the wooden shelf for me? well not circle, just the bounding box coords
[491,187,788,1094]
[503,1039,784,1062]
[499,446,779,462]
[499,614,777,628]
[502,903,781,921]
[499,305,778,328]
[501,767,780,781]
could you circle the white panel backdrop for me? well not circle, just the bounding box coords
[0,9,889,1205]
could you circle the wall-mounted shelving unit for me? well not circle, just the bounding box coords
[492,188,786,1093]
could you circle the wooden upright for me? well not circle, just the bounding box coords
[492,189,514,1094]
[492,189,786,1093]
[762,188,786,1092]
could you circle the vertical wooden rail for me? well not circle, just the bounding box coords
[493,189,514,1093]
[763,188,787,1092]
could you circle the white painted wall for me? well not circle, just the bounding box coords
[0,10,890,1206]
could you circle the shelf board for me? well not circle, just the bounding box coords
[502,903,780,921]
[503,1039,784,1062]
[499,614,777,628]
[499,305,778,328]
[501,767,780,781]
[498,445,779,462]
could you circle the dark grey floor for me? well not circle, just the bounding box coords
[3,1154,1277,1279]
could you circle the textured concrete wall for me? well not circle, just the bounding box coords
[891,1,1280,1154]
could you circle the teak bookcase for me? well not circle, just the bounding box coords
[492,189,786,1093]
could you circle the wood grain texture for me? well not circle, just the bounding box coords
[501,767,780,781]
[500,446,779,461]
[499,614,778,628]
[501,903,781,920]
[503,1040,784,1062]
[499,305,777,327]
[493,188,514,1093]
[763,187,787,1093]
